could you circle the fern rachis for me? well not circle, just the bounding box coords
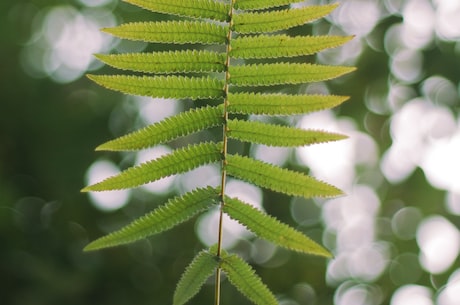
[83,1,354,304]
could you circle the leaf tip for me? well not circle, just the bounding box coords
[95,143,110,151]
[83,243,97,252]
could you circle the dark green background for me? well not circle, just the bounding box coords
[1,1,459,305]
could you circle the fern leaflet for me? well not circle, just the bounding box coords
[87,75,224,100]
[124,0,230,21]
[174,249,220,305]
[229,63,355,86]
[223,196,331,256]
[102,21,228,44]
[227,119,347,147]
[97,106,224,151]
[95,50,226,74]
[226,154,343,198]
[234,0,294,10]
[227,93,349,115]
[233,5,338,33]
[231,35,353,59]
[221,253,278,305]
[83,142,223,192]
[84,187,219,251]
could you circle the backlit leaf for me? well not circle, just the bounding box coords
[84,187,219,251]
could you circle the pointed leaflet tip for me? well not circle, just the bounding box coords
[83,142,223,192]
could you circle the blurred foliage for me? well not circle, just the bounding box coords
[1,1,459,305]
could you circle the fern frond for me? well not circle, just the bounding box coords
[221,253,278,305]
[124,0,230,21]
[226,154,343,198]
[82,142,223,192]
[227,93,349,115]
[102,21,228,44]
[234,0,296,10]
[233,5,338,34]
[95,50,226,74]
[174,249,219,305]
[231,35,353,59]
[227,119,347,147]
[97,106,224,151]
[223,197,331,257]
[84,187,219,251]
[87,75,224,100]
[229,63,356,86]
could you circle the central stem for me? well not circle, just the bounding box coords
[214,1,234,305]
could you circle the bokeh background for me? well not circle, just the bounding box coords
[1,0,460,304]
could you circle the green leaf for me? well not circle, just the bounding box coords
[227,93,349,115]
[229,63,356,86]
[233,4,338,33]
[124,0,230,21]
[223,197,331,257]
[95,50,226,74]
[87,75,224,100]
[97,106,224,151]
[231,35,353,59]
[234,0,296,10]
[174,249,219,305]
[82,142,223,192]
[227,119,347,147]
[84,187,219,251]
[102,21,228,44]
[221,253,278,305]
[226,154,343,198]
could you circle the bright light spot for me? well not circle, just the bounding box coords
[446,191,460,216]
[317,36,364,66]
[387,83,417,112]
[136,146,175,194]
[384,0,406,14]
[77,0,113,7]
[20,5,116,83]
[324,186,385,283]
[250,144,289,167]
[137,97,180,125]
[176,164,220,193]
[334,282,383,305]
[196,208,248,249]
[434,0,460,40]
[416,215,460,274]
[85,159,130,211]
[297,111,376,191]
[335,283,368,305]
[250,239,277,265]
[225,180,263,209]
[384,24,404,56]
[348,243,389,281]
[381,98,457,184]
[437,269,460,305]
[195,180,263,249]
[421,132,460,191]
[401,0,435,49]
[323,185,380,233]
[390,49,423,83]
[329,0,381,37]
[391,207,423,240]
[380,144,417,183]
[390,285,433,305]
[421,76,458,106]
